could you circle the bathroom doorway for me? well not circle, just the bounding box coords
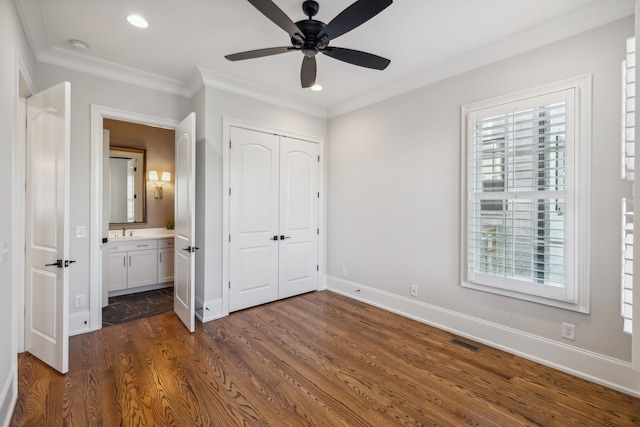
[102,119,176,326]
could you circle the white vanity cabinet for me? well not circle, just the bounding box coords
[107,240,158,292]
[157,238,174,284]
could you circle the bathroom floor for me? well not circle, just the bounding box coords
[102,287,174,327]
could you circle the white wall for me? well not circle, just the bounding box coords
[196,86,326,318]
[34,64,192,318]
[1,1,35,424]
[327,17,640,392]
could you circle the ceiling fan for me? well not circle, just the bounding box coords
[225,0,393,88]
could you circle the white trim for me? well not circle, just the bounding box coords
[198,68,326,118]
[40,47,189,98]
[16,0,632,120]
[13,52,35,356]
[90,106,179,331]
[0,366,17,427]
[460,75,591,313]
[326,275,640,397]
[69,310,90,336]
[327,0,633,117]
[632,0,640,372]
[221,117,325,316]
[195,296,224,322]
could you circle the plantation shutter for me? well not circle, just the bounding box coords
[622,36,635,334]
[467,89,574,301]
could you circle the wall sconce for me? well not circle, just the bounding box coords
[149,170,171,199]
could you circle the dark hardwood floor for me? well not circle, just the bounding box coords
[10,291,640,426]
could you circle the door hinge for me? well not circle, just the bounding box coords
[229,281,231,289]
[317,265,319,271]
[318,155,320,162]
[317,228,319,235]
[229,140,232,149]
[229,188,231,196]
[317,192,320,198]
[229,235,231,242]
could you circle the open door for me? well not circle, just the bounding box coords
[25,81,71,374]
[174,113,196,332]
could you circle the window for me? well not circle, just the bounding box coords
[621,36,635,334]
[461,76,591,312]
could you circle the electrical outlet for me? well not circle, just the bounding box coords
[74,294,85,308]
[341,267,347,278]
[410,285,418,297]
[561,322,575,340]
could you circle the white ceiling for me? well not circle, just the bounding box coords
[15,0,635,117]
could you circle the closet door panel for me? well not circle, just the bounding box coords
[229,127,280,311]
[279,136,319,298]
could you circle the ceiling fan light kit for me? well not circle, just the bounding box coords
[225,0,392,89]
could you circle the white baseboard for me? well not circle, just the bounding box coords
[69,310,91,336]
[326,275,640,397]
[0,366,16,427]
[195,297,223,323]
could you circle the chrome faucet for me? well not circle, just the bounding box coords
[122,226,126,236]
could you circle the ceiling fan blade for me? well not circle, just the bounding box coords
[225,47,294,61]
[318,0,392,42]
[323,47,390,70]
[301,56,317,88]
[247,0,304,40]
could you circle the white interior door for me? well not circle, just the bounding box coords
[278,136,319,298]
[25,81,71,374]
[229,127,319,312]
[174,113,196,332]
[229,127,280,312]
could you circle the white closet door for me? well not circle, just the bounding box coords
[278,136,319,298]
[229,127,280,312]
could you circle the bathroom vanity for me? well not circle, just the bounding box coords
[106,229,175,296]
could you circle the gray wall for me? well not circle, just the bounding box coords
[1,1,36,423]
[35,64,192,315]
[196,86,327,310]
[327,17,634,361]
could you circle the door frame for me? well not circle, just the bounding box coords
[89,106,179,331]
[221,117,326,316]
[13,52,36,354]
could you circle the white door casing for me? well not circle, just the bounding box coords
[102,129,110,307]
[229,127,280,311]
[25,81,71,374]
[229,126,319,312]
[174,113,196,332]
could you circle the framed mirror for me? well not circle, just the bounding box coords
[109,146,146,224]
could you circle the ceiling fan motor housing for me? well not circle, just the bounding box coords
[295,19,328,56]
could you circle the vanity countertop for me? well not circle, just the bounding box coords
[108,228,174,243]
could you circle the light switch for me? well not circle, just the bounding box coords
[76,226,86,239]
[0,241,9,264]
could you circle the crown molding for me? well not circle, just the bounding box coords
[196,67,327,118]
[16,0,634,119]
[38,47,190,97]
[327,0,635,117]
[14,0,50,58]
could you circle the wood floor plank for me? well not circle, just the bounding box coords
[10,291,640,426]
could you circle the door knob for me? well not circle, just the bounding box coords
[280,235,291,240]
[271,236,279,241]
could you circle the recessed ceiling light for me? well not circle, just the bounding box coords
[310,84,323,92]
[68,39,89,51]
[127,15,149,29]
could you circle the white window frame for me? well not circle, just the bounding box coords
[460,75,591,313]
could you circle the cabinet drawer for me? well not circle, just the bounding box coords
[158,238,174,249]
[108,239,158,252]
